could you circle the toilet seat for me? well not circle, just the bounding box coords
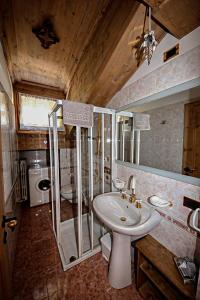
[60,184,88,206]
[61,185,75,201]
[60,183,102,205]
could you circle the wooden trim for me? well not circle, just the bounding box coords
[0,98,12,300]
[14,81,66,99]
[13,88,20,134]
[136,0,173,35]
[17,130,66,135]
[17,130,49,135]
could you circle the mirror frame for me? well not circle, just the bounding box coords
[115,77,200,187]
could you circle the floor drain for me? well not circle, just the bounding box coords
[120,217,127,222]
[69,256,77,262]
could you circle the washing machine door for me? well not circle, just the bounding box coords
[37,179,51,191]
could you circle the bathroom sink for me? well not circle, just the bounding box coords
[93,192,161,236]
[93,192,161,289]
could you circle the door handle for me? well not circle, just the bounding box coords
[189,208,200,234]
[184,167,197,173]
[7,219,18,231]
[2,216,18,232]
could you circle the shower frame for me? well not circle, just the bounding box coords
[116,111,140,164]
[48,100,116,270]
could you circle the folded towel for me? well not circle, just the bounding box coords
[133,113,150,130]
[63,100,94,128]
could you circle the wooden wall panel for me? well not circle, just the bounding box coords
[1,0,111,92]
[18,133,67,151]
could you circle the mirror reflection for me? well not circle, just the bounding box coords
[117,85,200,179]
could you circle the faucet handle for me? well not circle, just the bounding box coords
[135,199,142,209]
[121,189,128,200]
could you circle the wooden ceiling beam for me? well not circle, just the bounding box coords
[68,0,140,102]
[142,0,200,39]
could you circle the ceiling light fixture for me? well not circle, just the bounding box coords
[140,6,157,65]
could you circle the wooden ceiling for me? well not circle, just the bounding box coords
[0,0,200,107]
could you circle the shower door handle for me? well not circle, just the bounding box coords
[189,208,200,234]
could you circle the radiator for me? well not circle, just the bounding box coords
[20,160,28,201]
[15,177,21,203]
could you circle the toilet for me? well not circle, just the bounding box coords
[61,184,88,206]
[60,180,103,206]
[61,185,76,203]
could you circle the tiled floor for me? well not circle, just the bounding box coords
[60,200,89,222]
[13,203,142,300]
[60,214,101,263]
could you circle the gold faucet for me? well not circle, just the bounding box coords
[135,199,142,209]
[129,188,136,203]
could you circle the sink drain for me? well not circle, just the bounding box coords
[69,256,77,262]
[120,217,127,222]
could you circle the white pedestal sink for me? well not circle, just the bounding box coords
[93,192,161,289]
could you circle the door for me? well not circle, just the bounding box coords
[0,124,12,299]
[0,89,18,299]
[0,195,12,300]
[183,100,200,178]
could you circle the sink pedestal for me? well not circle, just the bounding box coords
[108,232,132,289]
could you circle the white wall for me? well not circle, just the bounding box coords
[107,27,200,110]
[124,26,200,88]
[0,43,13,101]
[117,164,199,258]
[0,41,16,211]
[140,102,184,173]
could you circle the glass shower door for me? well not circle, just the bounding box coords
[49,112,61,243]
[48,102,116,271]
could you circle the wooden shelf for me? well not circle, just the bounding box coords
[140,262,182,300]
[135,235,196,300]
[139,281,161,300]
[17,130,49,135]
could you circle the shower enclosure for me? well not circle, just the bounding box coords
[48,101,115,270]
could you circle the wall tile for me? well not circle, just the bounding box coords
[108,46,200,110]
[117,163,200,257]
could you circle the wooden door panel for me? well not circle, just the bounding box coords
[193,127,200,178]
[0,161,12,300]
[0,90,19,299]
[183,100,200,178]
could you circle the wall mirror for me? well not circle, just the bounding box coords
[116,81,200,185]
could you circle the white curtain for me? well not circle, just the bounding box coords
[19,94,62,129]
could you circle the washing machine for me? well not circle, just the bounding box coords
[29,166,51,207]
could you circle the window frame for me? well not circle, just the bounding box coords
[14,82,66,134]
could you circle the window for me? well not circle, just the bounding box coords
[19,93,63,130]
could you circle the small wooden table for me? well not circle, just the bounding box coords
[135,235,196,300]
